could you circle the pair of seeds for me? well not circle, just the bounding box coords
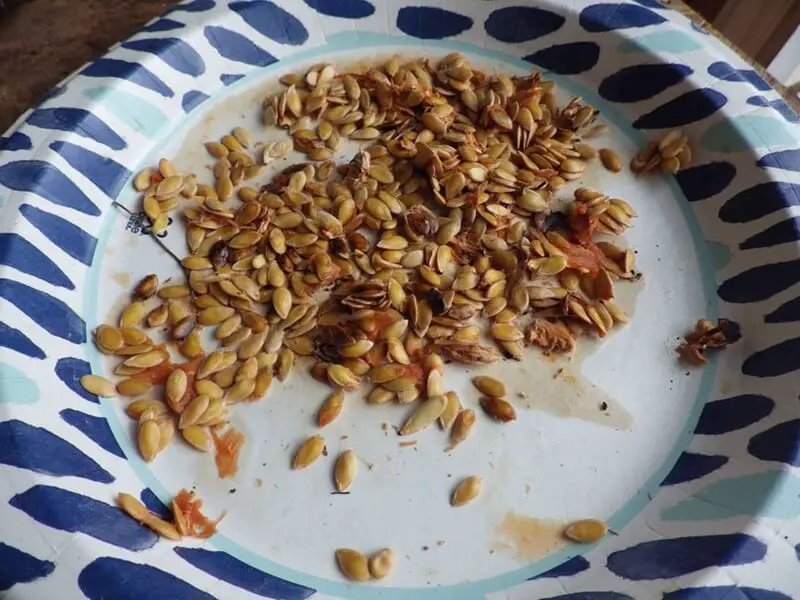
[335,548,395,582]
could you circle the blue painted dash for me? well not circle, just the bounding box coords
[0,279,86,343]
[60,409,125,459]
[20,204,98,266]
[0,542,55,591]
[0,233,73,289]
[79,557,215,600]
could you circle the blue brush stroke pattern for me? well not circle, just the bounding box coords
[204,26,278,67]
[168,0,215,12]
[122,38,205,76]
[0,234,73,289]
[302,0,374,19]
[748,420,800,465]
[675,162,737,202]
[484,7,565,43]
[49,141,131,198]
[0,420,112,482]
[695,395,774,434]
[607,534,766,580]
[599,63,692,103]
[79,558,215,600]
[221,73,246,86]
[747,95,800,123]
[766,296,800,323]
[182,91,210,113]
[55,357,98,403]
[0,542,55,591]
[542,594,633,600]
[81,58,174,98]
[20,204,98,266]
[60,409,125,459]
[719,182,800,223]
[230,1,309,45]
[758,149,800,172]
[633,89,727,129]
[141,18,185,32]
[580,3,666,32]
[718,259,800,304]
[140,489,171,520]
[524,42,600,75]
[665,587,791,600]
[174,548,315,599]
[0,322,45,359]
[0,161,100,216]
[740,217,800,250]
[0,279,85,343]
[661,452,729,486]
[0,132,32,152]
[10,486,156,550]
[396,6,473,39]
[708,62,770,91]
[531,556,590,579]
[26,108,126,150]
[744,340,800,378]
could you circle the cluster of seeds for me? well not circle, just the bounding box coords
[631,129,692,175]
[87,54,648,577]
[335,547,395,582]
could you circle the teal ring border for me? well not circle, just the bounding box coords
[85,31,720,600]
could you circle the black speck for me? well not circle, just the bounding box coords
[422,546,429,551]
[599,401,608,411]
[229,488,236,494]
[685,371,690,376]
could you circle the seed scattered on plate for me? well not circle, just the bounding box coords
[293,435,326,469]
[334,449,357,492]
[335,548,371,582]
[451,476,483,507]
[368,548,395,580]
[563,518,608,543]
[80,375,116,398]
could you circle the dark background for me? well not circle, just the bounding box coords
[0,0,797,133]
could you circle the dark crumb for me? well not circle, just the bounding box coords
[422,545,429,551]
[229,488,236,494]
[678,318,742,365]
[599,401,608,411]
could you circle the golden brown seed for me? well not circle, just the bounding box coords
[146,304,169,328]
[198,306,235,326]
[123,350,166,370]
[599,148,622,173]
[181,425,213,452]
[334,449,357,492]
[439,391,461,429]
[80,375,116,398]
[335,549,370,582]
[564,519,608,543]
[318,389,344,427]
[472,376,506,398]
[195,379,224,400]
[368,548,394,580]
[137,419,161,462]
[292,434,326,469]
[120,302,146,328]
[116,378,152,397]
[117,492,151,522]
[179,395,210,429]
[451,476,482,507]
[399,395,447,436]
[225,379,256,403]
[327,364,360,390]
[480,397,517,422]
[145,515,182,541]
[126,400,167,420]
[273,286,292,319]
[447,409,476,451]
[95,325,124,352]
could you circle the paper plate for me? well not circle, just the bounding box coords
[0,1,799,598]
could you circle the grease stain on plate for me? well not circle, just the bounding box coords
[492,512,566,562]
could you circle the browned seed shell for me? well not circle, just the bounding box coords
[451,475,483,507]
[564,518,608,543]
[292,434,326,469]
[480,397,517,422]
[335,548,370,582]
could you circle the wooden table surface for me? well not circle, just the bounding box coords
[0,0,795,134]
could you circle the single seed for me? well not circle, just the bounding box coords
[335,549,370,582]
[368,548,394,580]
[293,434,326,469]
[447,409,476,451]
[116,378,152,397]
[318,389,344,427]
[599,148,622,173]
[451,475,482,507]
[80,375,116,397]
[399,394,447,436]
[334,449,357,492]
[181,426,213,452]
[480,397,517,422]
[564,519,608,543]
[472,376,506,398]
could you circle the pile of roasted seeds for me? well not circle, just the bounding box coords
[80,54,671,579]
